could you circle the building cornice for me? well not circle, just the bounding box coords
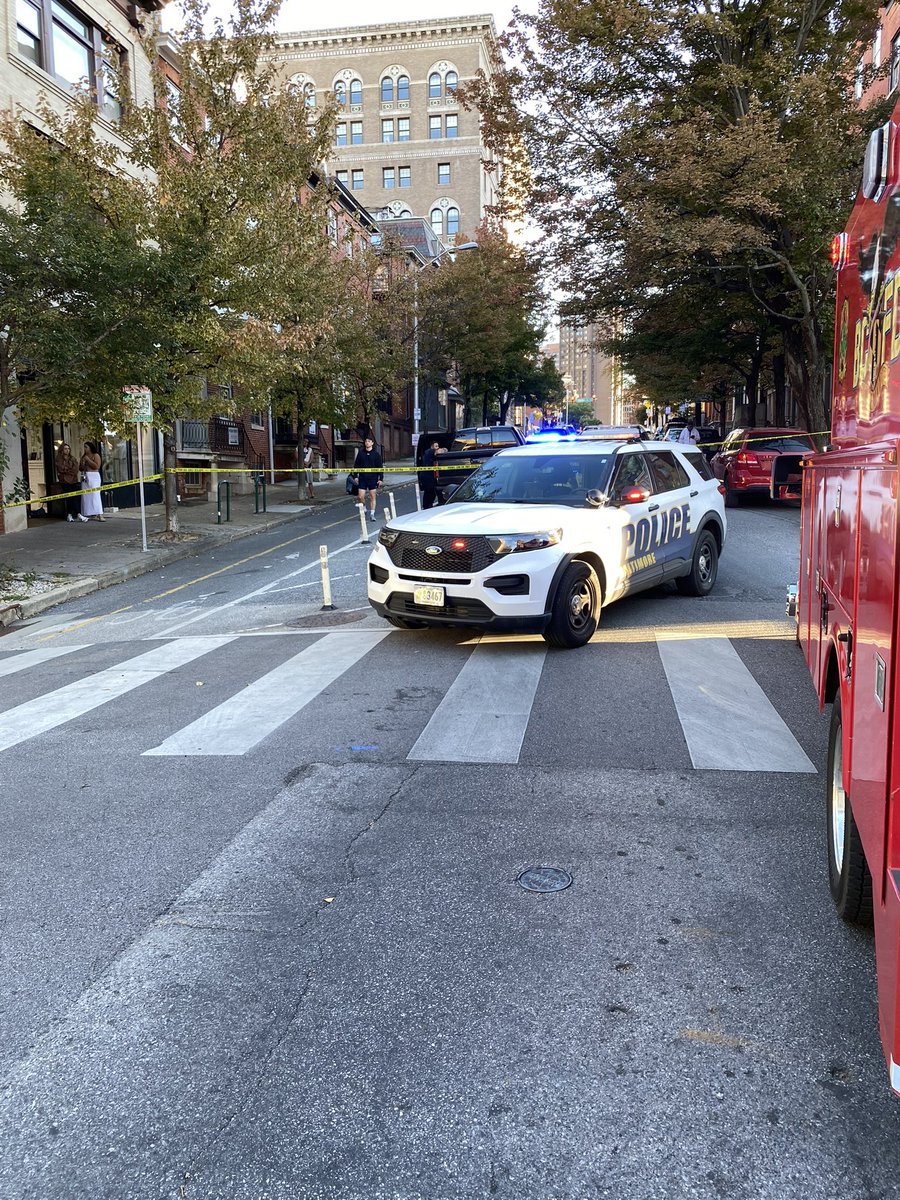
[272,14,496,51]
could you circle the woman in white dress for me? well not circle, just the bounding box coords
[78,441,105,521]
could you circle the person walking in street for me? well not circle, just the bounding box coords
[78,441,105,521]
[353,435,383,521]
[420,440,440,509]
[302,439,316,502]
[679,418,701,446]
[55,443,80,522]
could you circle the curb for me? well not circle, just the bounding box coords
[0,478,415,628]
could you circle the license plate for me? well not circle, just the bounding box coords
[414,585,445,607]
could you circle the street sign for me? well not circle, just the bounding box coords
[123,386,153,424]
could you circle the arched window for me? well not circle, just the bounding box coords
[447,207,460,236]
[445,70,458,95]
[303,82,316,108]
[430,208,443,236]
[397,75,410,101]
[334,80,346,105]
[381,77,393,103]
[428,72,441,98]
[349,77,362,105]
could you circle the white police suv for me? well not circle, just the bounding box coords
[367,439,726,648]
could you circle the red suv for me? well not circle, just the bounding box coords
[710,428,815,506]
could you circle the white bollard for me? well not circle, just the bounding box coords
[388,491,397,519]
[319,544,335,610]
[357,502,370,543]
[383,506,391,523]
[414,478,422,511]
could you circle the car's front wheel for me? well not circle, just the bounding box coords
[543,561,601,649]
[676,530,718,596]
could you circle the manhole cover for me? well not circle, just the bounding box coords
[289,610,370,628]
[517,867,572,893]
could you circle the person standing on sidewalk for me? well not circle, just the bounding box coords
[353,436,383,522]
[55,443,80,522]
[302,439,316,502]
[78,441,105,521]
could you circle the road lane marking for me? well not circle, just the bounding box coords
[407,641,547,764]
[0,637,234,753]
[143,629,389,756]
[0,644,91,678]
[656,635,815,772]
[34,511,360,644]
[154,537,367,638]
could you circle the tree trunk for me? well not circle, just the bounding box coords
[783,317,829,439]
[498,390,511,424]
[163,429,179,534]
[772,354,786,426]
[481,390,489,426]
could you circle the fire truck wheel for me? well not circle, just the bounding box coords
[723,475,741,507]
[826,695,873,925]
[675,531,718,596]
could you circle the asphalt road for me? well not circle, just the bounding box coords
[1,488,898,1200]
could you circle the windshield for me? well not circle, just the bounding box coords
[448,453,615,506]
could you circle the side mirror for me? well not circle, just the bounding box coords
[586,489,606,508]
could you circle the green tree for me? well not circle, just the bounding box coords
[476,0,889,434]
[417,227,549,425]
[119,0,337,529]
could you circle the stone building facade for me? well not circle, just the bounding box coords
[558,323,623,424]
[269,15,501,245]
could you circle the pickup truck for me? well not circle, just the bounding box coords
[415,425,526,489]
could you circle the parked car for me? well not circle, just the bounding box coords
[415,426,526,490]
[710,427,816,506]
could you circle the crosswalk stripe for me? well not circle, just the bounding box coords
[143,629,390,756]
[407,641,547,764]
[0,637,234,754]
[656,635,816,772]
[0,644,91,679]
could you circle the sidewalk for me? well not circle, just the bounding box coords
[0,469,416,627]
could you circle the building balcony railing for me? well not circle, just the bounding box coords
[178,419,211,453]
[210,417,245,456]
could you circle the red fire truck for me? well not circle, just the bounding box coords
[796,109,900,1093]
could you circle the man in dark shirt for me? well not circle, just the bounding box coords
[353,436,384,521]
[421,440,440,509]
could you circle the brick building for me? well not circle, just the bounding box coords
[268,15,501,245]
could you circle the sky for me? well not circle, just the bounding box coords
[163,0,526,36]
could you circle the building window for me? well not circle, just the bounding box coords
[445,113,458,138]
[398,165,411,188]
[17,0,127,121]
[350,120,363,144]
[429,115,442,139]
[349,77,362,105]
[383,167,395,189]
[336,169,348,185]
[303,81,316,107]
[351,169,364,190]
[430,207,443,235]
[327,212,338,244]
[429,72,441,98]
[447,206,460,236]
[381,76,393,103]
[336,122,347,146]
[438,162,451,184]
[335,79,346,105]
[855,57,864,99]
[381,118,394,143]
[891,34,900,92]
[250,411,265,429]
[397,74,410,101]
[397,117,410,141]
[445,70,458,95]
[874,27,882,69]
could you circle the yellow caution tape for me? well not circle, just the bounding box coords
[0,473,164,511]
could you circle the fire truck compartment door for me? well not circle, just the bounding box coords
[849,466,896,890]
